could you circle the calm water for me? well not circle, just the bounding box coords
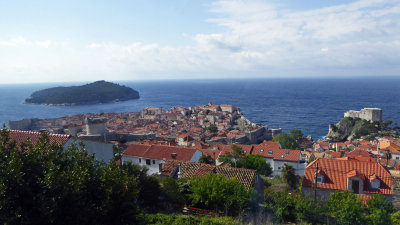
[1,78,399,139]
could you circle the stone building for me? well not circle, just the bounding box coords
[344,108,382,122]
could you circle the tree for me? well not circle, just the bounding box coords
[272,191,297,223]
[295,194,327,224]
[272,133,297,149]
[160,177,185,208]
[327,191,366,225]
[199,154,216,165]
[189,173,249,215]
[0,129,140,225]
[219,145,245,168]
[289,129,303,146]
[367,194,394,225]
[122,163,162,209]
[237,154,272,176]
[391,211,400,225]
[384,150,392,167]
[282,164,298,189]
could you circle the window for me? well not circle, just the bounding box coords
[260,149,264,152]
[244,151,247,154]
[153,160,155,164]
[139,158,141,163]
[280,155,284,159]
[396,157,399,160]
[268,151,273,155]
[370,179,380,189]
[286,151,289,155]
[316,174,324,184]
[146,159,151,165]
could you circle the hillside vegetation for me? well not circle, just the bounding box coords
[25,80,139,105]
[327,117,397,141]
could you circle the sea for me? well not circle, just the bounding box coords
[1,77,399,140]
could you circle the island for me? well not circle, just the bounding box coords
[25,80,140,105]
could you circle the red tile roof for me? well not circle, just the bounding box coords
[252,142,300,162]
[303,158,392,195]
[179,161,256,188]
[123,143,198,161]
[8,130,71,147]
[160,159,180,176]
[345,150,376,158]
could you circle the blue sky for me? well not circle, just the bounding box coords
[0,0,399,83]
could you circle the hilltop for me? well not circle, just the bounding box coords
[327,117,397,141]
[25,80,140,105]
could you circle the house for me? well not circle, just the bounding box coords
[252,141,306,176]
[380,140,400,161]
[302,157,392,201]
[160,161,263,195]
[7,129,116,162]
[176,134,195,147]
[121,143,203,175]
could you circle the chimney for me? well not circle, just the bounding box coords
[171,153,177,159]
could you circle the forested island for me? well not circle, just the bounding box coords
[25,80,140,105]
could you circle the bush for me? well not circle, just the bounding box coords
[189,173,249,215]
[0,129,140,225]
[142,213,238,225]
[327,191,366,225]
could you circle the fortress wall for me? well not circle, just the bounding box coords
[344,108,382,122]
[86,122,106,135]
[8,119,33,130]
[344,110,360,118]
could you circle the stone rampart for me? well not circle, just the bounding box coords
[344,108,382,122]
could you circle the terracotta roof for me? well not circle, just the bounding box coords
[8,130,71,147]
[218,144,253,155]
[160,159,180,176]
[325,151,343,158]
[253,142,300,162]
[303,158,392,195]
[215,166,256,188]
[123,143,198,161]
[345,150,376,158]
[179,161,256,188]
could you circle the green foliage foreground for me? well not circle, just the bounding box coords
[0,129,140,225]
[143,213,238,225]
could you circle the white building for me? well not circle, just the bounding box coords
[8,130,116,162]
[122,143,202,175]
[252,141,306,176]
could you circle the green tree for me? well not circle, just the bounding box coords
[237,154,272,176]
[295,194,327,224]
[282,164,298,189]
[122,163,162,209]
[199,154,216,165]
[391,211,400,225]
[367,194,393,225]
[272,190,297,223]
[189,173,249,215]
[272,133,297,149]
[160,177,185,208]
[219,145,245,168]
[0,129,140,225]
[327,191,366,225]
[289,129,303,146]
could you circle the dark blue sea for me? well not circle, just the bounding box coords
[1,77,399,139]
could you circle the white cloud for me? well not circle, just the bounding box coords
[84,0,400,79]
[1,0,400,83]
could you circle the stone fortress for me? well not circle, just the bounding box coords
[344,108,382,122]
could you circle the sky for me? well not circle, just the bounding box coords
[0,0,399,84]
